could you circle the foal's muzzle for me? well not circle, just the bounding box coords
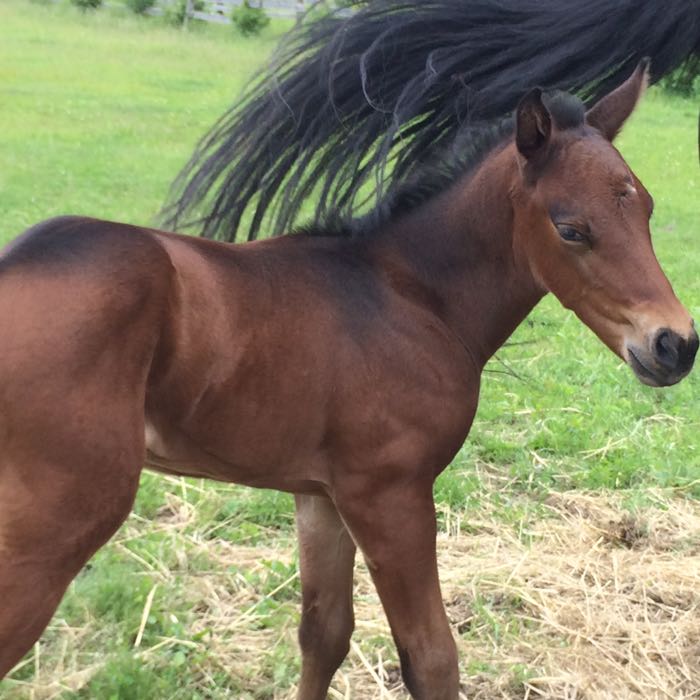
[626,326,699,387]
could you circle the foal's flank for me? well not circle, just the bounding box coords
[0,63,696,699]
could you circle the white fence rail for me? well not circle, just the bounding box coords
[168,0,311,22]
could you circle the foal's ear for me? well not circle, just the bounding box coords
[516,88,552,161]
[586,58,651,141]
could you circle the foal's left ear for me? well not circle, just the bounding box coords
[516,88,552,161]
[586,58,651,141]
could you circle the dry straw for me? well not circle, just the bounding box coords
[8,489,700,699]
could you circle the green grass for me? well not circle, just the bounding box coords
[1,1,700,697]
[0,0,291,235]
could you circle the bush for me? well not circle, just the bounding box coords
[661,59,700,97]
[125,0,156,14]
[231,1,270,36]
[70,0,102,9]
[165,0,205,25]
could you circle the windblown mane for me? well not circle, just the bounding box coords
[301,116,515,238]
[162,0,700,242]
[299,91,585,238]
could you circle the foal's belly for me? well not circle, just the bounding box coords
[142,419,327,495]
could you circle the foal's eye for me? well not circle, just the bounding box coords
[556,224,587,244]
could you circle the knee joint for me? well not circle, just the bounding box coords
[299,599,354,664]
[399,643,459,699]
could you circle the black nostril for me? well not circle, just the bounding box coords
[683,328,700,368]
[653,327,699,374]
[653,329,681,372]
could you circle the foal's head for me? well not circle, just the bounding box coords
[511,61,697,387]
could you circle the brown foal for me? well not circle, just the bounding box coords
[0,63,696,699]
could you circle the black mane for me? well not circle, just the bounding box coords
[299,116,514,238]
[302,91,585,237]
[162,0,699,243]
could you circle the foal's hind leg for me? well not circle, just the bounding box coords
[295,494,356,700]
[0,453,141,678]
[337,482,458,700]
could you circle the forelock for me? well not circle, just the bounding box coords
[543,90,585,130]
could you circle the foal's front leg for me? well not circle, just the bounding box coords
[337,481,459,700]
[295,494,356,700]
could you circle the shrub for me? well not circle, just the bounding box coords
[70,0,102,9]
[661,59,700,97]
[125,0,156,14]
[231,1,270,36]
[166,0,205,26]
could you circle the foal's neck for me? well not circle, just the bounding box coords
[370,144,545,369]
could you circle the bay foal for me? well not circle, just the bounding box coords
[0,64,696,699]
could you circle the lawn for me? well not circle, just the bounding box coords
[1,1,699,698]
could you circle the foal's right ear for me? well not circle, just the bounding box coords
[516,88,552,161]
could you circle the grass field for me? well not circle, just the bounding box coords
[1,1,700,698]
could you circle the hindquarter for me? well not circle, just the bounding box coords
[0,218,177,679]
[0,217,173,467]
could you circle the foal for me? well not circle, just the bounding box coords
[0,63,696,699]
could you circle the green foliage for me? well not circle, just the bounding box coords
[166,0,205,26]
[70,0,102,9]
[661,59,700,97]
[256,642,300,694]
[125,0,156,15]
[74,650,209,699]
[231,1,270,36]
[62,551,155,629]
